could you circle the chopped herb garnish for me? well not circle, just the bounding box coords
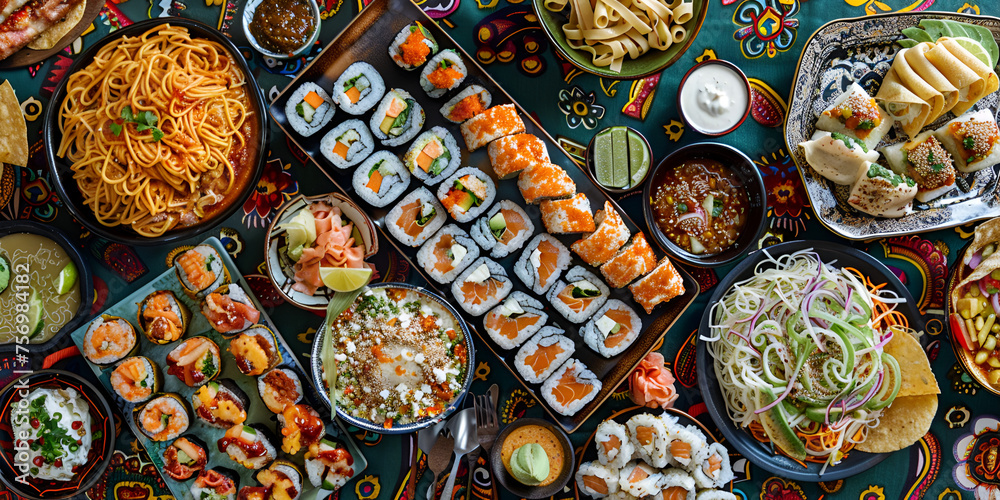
[112,106,164,141]
[928,153,945,172]
[856,119,876,130]
[964,136,976,150]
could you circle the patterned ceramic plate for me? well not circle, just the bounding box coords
[784,12,1000,241]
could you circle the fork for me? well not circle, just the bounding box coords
[474,385,501,500]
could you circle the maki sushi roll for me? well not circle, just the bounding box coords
[137,290,190,344]
[416,224,480,284]
[166,336,222,387]
[202,285,261,335]
[191,469,238,500]
[258,368,304,414]
[305,438,355,490]
[514,326,575,384]
[389,21,438,70]
[240,461,303,500]
[333,62,385,115]
[437,166,495,222]
[595,420,634,469]
[370,89,425,147]
[618,461,661,498]
[459,104,526,151]
[110,356,160,403]
[541,358,600,416]
[403,126,461,185]
[518,163,576,204]
[626,413,670,468]
[695,491,737,500]
[514,234,571,295]
[278,404,326,455]
[320,119,374,169]
[577,461,620,498]
[582,300,642,358]
[629,257,685,315]
[541,193,596,234]
[880,130,957,202]
[163,436,208,481]
[82,315,137,366]
[352,151,410,208]
[174,244,226,299]
[284,83,335,137]
[470,200,535,258]
[600,232,657,289]
[547,266,609,323]
[136,393,190,442]
[230,327,281,376]
[440,85,491,123]
[385,187,446,247]
[483,291,547,350]
[219,424,277,470]
[666,425,708,469]
[934,108,1000,172]
[419,49,466,98]
[691,442,732,489]
[656,469,696,500]
[572,202,630,266]
[488,133,549,179]
[192,380,249,429]
[451,257,513,316]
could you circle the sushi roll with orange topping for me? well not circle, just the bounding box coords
[618,461,662,498]
[174,244,226,299]
[547,266,609,323]
[514,326,574,384]
[460,104,525,151]
[483,291,547,350]
[440,85,491,123]
[451,257,512,316]
[386,187,446,247]
[202,285,261,335]
[571,202,630,266]
[626,413,669,467]
[166,337,222,387]
[138,290,190,344]
[518,163,576,204]
[229,327,281,376]
[239,461,303,500]
[278,404,325,455]
[135,393,190,442]
[488,133,549,179]
[514,233,570,295]
[691,442,732,489]
[305,438,355,489]
[577,461,620,498]
[629,257,685,314]
[220,424,277,470]
[437,167,495,222]
[258,368,304,414]
[594,420,633,469]
[83,315,137,366]
[600,232,658,288]
[417,224,480,284]
[470,200,535,258]
[192,380,249,429]
[582,299,642,358]
[420,49,466,98]
[389,21,438,70]
[110,356,160,403]
[541,358,601,416]
[540,193,596,234]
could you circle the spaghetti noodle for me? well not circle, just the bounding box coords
[57,24,255,237]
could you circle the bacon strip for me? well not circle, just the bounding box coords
[0,0,83,60]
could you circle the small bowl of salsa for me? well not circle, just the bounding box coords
[242,0,320,59]
[643,142,766,267]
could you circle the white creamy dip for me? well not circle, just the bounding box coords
[679,61,750,134]
[12,387,92,481]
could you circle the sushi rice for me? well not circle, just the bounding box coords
[436,166,496,222]
[388,21,438,70]
[440,85,491,123]
[83,315,137,365]
[577,461,620,498]
[285,83,335,137]
[582,299,642,358]
[258,368,304,414]
[370,88,425,147]
[513,233,571,295]
[136,393,190,442]
[618,461,662,497]
[546,266,610,323]
[695,490,737,500]
[333,62,385,115]
[320,119,374,169]
[595,419,635,470]
[419,49,466,98]
[450,257,512,316]
[174,244,226,298]
[470,200,535,258]
[483,291,546,350]
[656,469,696,500]
[404,126,461,185]
[691,442,732,489]
[514,326,574,383]
[352,151,410,208]
[416,224,480,284]
[385,187,446,247]
[626,413,671,468]
[541,358,601,416]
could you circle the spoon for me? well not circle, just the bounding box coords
[440,407,479,500]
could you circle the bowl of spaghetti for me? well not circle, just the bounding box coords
[44,17,268,244]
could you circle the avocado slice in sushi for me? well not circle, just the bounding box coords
[571,280,601,298]
[489,212,507,240]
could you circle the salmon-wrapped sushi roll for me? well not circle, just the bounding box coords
[572,202,630,266]
[541,358,601,416]
[577,461,620,498]
[600,232,657,289]
[626,413,670,467]
[582,299,642,358]
[229,326,281,376]
[83,315,137,366]
[416,224,480,284]
[202,285,261,335]
[618,461,662,498]
[460,104,525,151]
[111,356,161,403]
[166,336,222,387]
[193,380,249,429]
[386,187,446,247]
[514,326,574,384]
[547,266,609,323]
[514,233,571,295]
[135,393,190,442]
[488,133,549,179]
[174,244,226,299]
[518,162,576,204]
[470,200,535,258]
[138,290,190,344]
[629,257,685,314]
[483,291,547,350]
[594,420,633,469]
[163,436,208,481]
[278,404,325,455]
[451,257,512,316]
[258,368,304,414]
[656,469,696,500]
[541,193,596,234]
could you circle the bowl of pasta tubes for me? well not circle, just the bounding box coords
[532,0,708,79]
[43,17,268,245]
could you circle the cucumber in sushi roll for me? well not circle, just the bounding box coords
[385,187,446,247]
[404,126,461,185]
[285,83,335,137]
[258,368,304,414]
[419,49,466,98]
[440,85,491,123]
[192,379,249,428]
[470,200,535,259]
[546,266,609,324]
[321,119,374,169]
[437,166,495,222]
[191,469,238,500]
[370,89,425,147]
[305,438,355,490]
[416,224,479,284]
[333,62,385,115]
[219,424,277,470]
[388,21,438,70]
[352,151,410,208]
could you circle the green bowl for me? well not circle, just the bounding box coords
[532,0,708,79]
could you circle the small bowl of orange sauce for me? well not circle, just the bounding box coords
[490,418,575,499]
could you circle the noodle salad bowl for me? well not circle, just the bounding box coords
[43,17,268,246]
[695,240,925,481]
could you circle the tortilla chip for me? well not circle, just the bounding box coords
[886,329,940,397]
[26,1,85,50]
[856,394,937,453]
[0,81,28,167]
[962,217,1000,267]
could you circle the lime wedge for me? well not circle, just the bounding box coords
[54,262,78,295]
[0,255,10,294]
[951,36,993,68]
[27,291,44,339]
[319,267,372,293]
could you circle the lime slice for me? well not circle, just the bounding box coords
[951,36,993,68]
[54,262,78,295]
[0,255,10,294]
[27,291,44,339]
[319,267,372,293]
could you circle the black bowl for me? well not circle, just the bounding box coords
[0,220,94,352]
[642,142,766,268]
[43,17,268,246]
[489,418,574,499]
[0,370,116,500]
[696,240,925,481]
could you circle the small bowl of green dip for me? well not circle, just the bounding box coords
[242,0,320,59]
[586,125,653,193]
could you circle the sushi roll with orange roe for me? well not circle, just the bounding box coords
[488,133,549,179]
[389,21,438,70]
[460,104,525,151]
[518,162,576,204]
[541,358,601,416]
[514,233,571,295]
[577,461,620,498]
[483,291,547,350]
[572,202,630,266]
[419,49,466,98]
[629,257,685,314]
[440,85,491,123]
[600,232,657,289]
[514,326,574,384]
[540,193,596,234]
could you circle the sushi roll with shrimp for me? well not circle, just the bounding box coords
[419,49,466,98]
[618,461,662,498]
[514,233,571,295]
[321,119,374,169]
[137,290,190,344]
[459,104,525,151]
[285,83,335,137]
[630,257,685,315]
[174,244,226,299]
[258,368,304,414]
[547,266,609,324]
[601,232,657,289]
[229,326,281,376]
[518,162,576,204]
[655,469,696,500]
[305,438,355,489]
[470,200,535,258]
[370,89,425,147]
[192,380,249,429]
[667,425,708,469]
[880,130,957,202]
[577,461,620,498]
[416,224,479,284]
[572,202,630,266]
[333,62,385,115]
[278,404,325,455]
[403,126,461,186]
[582,300,642,358]
[135,393,190,442]
[191,469,238,500]
[385,187,446,247]
[437,167,495,222]
[483,291,547,350]
[389,21,438,70]
[110,356,161,403]
[440,85,491,123]
[201,285,261,335]
[163,436,208,481]
[240,461,303,500]
[514,326,574,384]
[541,193,596,234]
[83,315,137,366]
[595,420,634,469]
[220,424,277,470]
[352,151,410,208]
[691,442,732,489]
[488,133,549,179]
[451,257,513,316]
[626,413,670,468]
[541,358,601,416]
[166,336,222,387]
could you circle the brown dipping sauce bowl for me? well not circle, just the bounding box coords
[490,418,575,499]
[242,0,321,59]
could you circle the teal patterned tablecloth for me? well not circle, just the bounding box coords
[0,0,997,500]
